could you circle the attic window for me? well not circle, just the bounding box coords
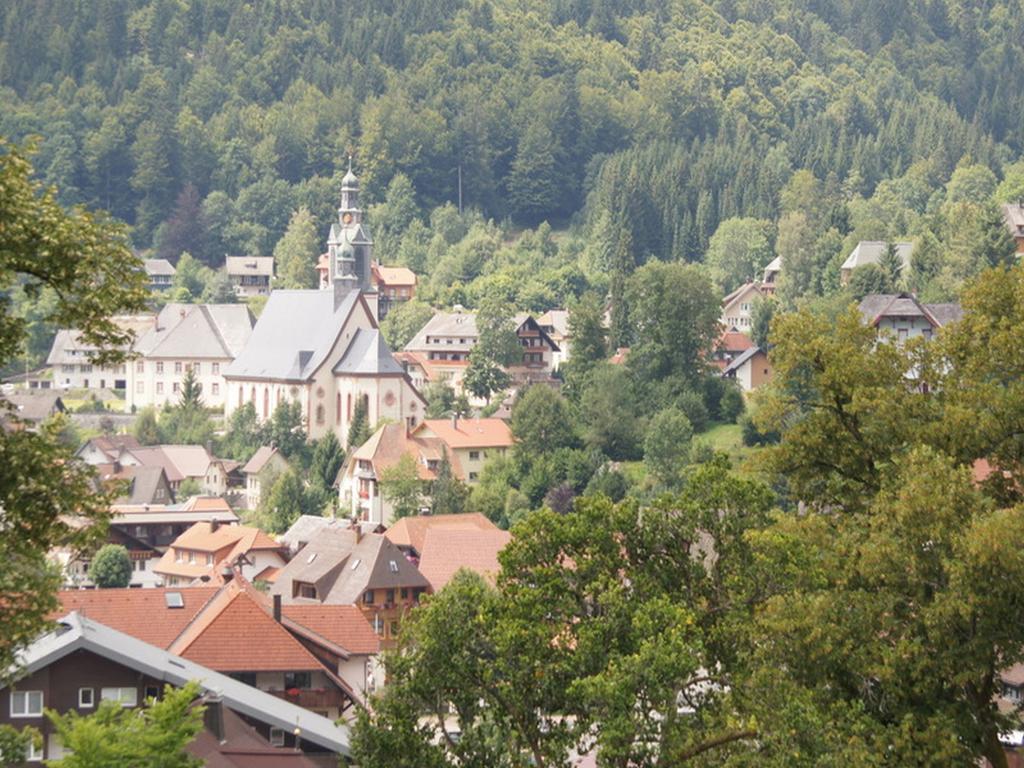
[307,553,318,564]
[389,560,399,573]
[165,592,184,609]
[351,558,361,570]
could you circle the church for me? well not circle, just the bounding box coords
[223,165,426,445]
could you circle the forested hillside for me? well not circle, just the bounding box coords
[3,0,1024,314]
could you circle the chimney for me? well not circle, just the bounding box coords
[210,518,219,533]
[273,594,282,623]
[220,565,233,583]
[203,693,226,743]
[451,412,458,431]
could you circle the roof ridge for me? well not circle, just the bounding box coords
[198,304,233,358]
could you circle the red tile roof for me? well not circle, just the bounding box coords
[169,580,323,672]
[283,605,380,655]
[415,418,514,449]
[57,587,218,648]
[384,513,498,556]
[417,528,511,591]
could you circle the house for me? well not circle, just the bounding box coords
[153,520,287,587]
[722,347,773,392]
[144,258,176,291]
[46,315,155,390]
[403,309,560,395]
[270,526,431,647]
[107,465,175,505]
[125,303,255,411]
[720,282,768,333]
[108,496,239,552]
[857,293,963,341]
[76,434,142,465]
[370,264,417,319]
[0,391,66,428]
[112,443,238,495]
[417,527,512,591]
[226,255,274,297]
[1002,202,1024,255]
[279,515,355,555]
[711,330,755,372]
[839,241,913,285]
[0,610,351,764]
[241,446,290,510]
[384,512,499,562]
[342,417,513,525]
[537,309,571,370]
[54,524,164,588]
[762,256,782,293]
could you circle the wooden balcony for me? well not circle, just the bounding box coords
[265,687,346,710]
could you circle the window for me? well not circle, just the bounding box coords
[294,581,317,599]
[136,361,144,373]
[284,672,311,689]
[388,560,399,574]
[176,550,184,563]
[269,727,285,747]
[211,383,219,396]
[389,621,400,638]
[363,590,375,605]
[135,381,144,393]
[400,588,409,599]
[156,382,164,395]
[212,363,219,375]
[188,551,196,564]
[135,559,146,572]
[173,382,180,393]
[80,364,92,373]
[144,686,160,700]
[229,672,256,687]
[78,688,94,708]
[469,472,478,481]
[469,451,480,461]
[192,363,201,375]
[101,687,138,707]
[386,588,395,604]
[11,691,43,717]
[174,362,182,374]
[316,404,325,425]
[26,738,43,761]
[156,362,164,374]
[165,591,184,609]
[206,554,213,565]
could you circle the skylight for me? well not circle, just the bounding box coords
[351,558,361,570]
[307,553,318,564]
[165,592,184,609]
[389,560,399,573]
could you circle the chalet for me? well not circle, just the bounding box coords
[840,241,913,285]
[143,258,175,291]
[370,264,417,319]
[711,330,755,372]
[125,303,255,411]
[762,256,782,293]
[46,315,155,391]
[857,293,963,342]
[106,443,239,495]
[1002,202,1024,255]
[270,526,430,647]
[537,309,571,370]
[720,282,768,333]
[225,255,274,297]
[0,610,351,764]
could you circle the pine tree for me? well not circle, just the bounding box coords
[178,366,204,410]
[348,398,371,450]
[976,201,1018,269]
[273,207,319,289]
[878,242,904,291]
[430,449,467,515]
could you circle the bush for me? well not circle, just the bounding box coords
[89,544,132,588]
[740,412,780,447]
[584,469,629,502]
[719,385,745,423]
[674,390,709,432]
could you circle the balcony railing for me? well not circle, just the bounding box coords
[265,687,345,709]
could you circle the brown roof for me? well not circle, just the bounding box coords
[283,605,380,655]
[609,347,629,365]
[57,587,218,648]
[414,418,514,450]
[417,528,511,591]
[351,423,447,481]
[188,703,320,768]
[371,264,417,286]
[169,580,323,672]
[241,446,282,475]
[179,496,235,513]
[384,513,498,556]
[154,522,282,581]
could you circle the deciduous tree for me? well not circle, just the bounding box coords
[88,544,132,588]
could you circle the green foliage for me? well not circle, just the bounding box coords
[176,478,202,499]
[347,398,371,450]
[178,366,203,410]
[273,207,319,289]
[0,724,40,764]
[380,453,425,521]
[580,364,643,461]
[975,201,1018,270]
[430,450,468,516]
[259,469,315,534]
[170,252,214,302]
[380,299,434,350]
[561,292,607,395]
[88,544,132,588]
[643,407,693,487]
[510,385,577,458]
[132,407,160,445]
[877,241,903,290]
[309,431,345,498]
[47,681,204,768]
[217,402,262,462]
[705,217,775,294]
[264,400,307,461]
[0,142,145,684]
[463,354,510,403]
[848,263,891,300]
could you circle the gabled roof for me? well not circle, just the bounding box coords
[414,417,514,449]
[404,310,479,352]
[46,316,155,364]
[716,331,755,355]
[1,391,65,422]
[282,605,380,656]
[124,444,216,482]
[536,309,569,337]
[135,304,254,360]
[241,446,284,475]
[384,513,499,556]
[721,282,765,310]
[350,423,447,481]
[110,465,171,504]
[723,346,765,375]
[57,587,219,648]
[168,580,323,672]
[417,528,512,591]
[188,702,319,768]
[333,328,406,376]
[15,612,351,755]
[144,258,176,276]
[856,293,962,328]
[279,515,352,550]
[78,434,142,462]
[154,522,281,581]
[841,241,913,272]
[224,290,363,382]
[271,528,429,605]
[371,264,417,286]
[225,256,274,277]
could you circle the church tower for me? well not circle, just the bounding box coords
[324,158,375,308]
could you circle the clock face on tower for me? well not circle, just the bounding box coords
[342,212,353,224]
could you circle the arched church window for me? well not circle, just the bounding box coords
[263,389,269,419]
[347,394,352,419]
[336,393,341,425]
[316,404,325,425]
